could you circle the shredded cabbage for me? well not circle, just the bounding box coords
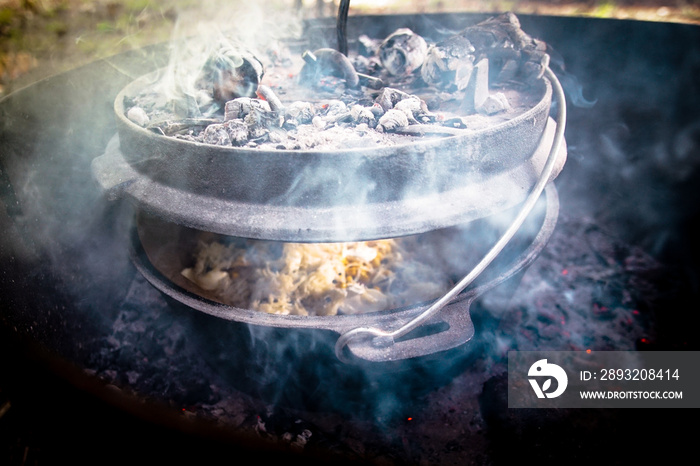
[181,236,453,316]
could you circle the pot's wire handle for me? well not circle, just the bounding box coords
[335,66,567,363]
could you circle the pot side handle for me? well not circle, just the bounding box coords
[342,293,476,362]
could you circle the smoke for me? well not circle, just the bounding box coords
[556,69,597,109]
[555,24,700,262]
[547,44,597,109]
[152,1,303,116]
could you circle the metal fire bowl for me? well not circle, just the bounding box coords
[92,73,565,242]
[130,184,559,362]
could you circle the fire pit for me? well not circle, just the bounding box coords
[1,10,699,466]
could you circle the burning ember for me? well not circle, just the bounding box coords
[121,12,549,151]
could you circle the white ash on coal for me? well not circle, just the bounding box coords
[204,48,265,104]
[378,28,428,77]
[422,12,550,88]
[122,13,550,152]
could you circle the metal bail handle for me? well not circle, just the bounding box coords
[335,66,567,363]
[343,294,477,362]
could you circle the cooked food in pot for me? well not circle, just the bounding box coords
[181,235,458,316]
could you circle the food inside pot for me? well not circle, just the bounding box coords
[181,234,460,316]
